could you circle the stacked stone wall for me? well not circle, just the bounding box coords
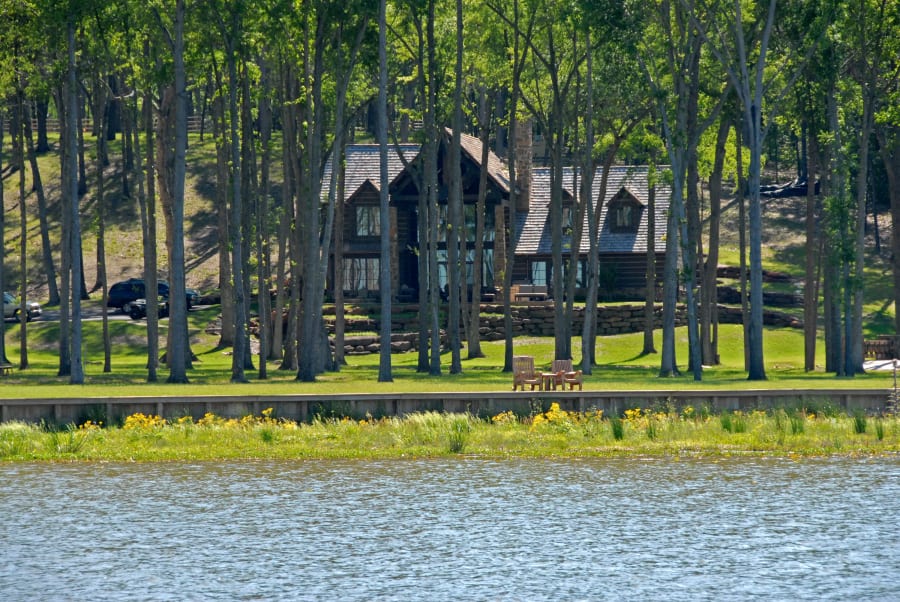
[333,303,801,355]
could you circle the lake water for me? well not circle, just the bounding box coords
[1,457,898,601]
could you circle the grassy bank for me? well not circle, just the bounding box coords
[2,404,898,462]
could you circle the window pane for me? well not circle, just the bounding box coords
[356,206,380,236]
[531,261,547,285]
[343,258,380,292]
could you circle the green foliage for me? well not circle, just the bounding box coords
[610,416,624,440]
[853,410,867,434]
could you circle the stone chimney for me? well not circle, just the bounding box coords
[514,118,532,213]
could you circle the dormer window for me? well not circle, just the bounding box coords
[561,205,574,234]
[356,205,380,237]
[608,188,643,233]
[615,204,634,228]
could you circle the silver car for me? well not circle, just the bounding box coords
[3,291,42,322]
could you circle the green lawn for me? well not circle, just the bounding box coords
[2,304,894,399]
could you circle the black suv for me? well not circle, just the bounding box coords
[107,279,200,312]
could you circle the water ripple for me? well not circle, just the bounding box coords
[1,457,898,601]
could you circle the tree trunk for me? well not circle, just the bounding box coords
[850,93,874,374]
[226,20,248,383]
[426,0,442,376]
[804,124,820,371]
[467,89,491,360]
[35,96,50,153]
[137,89,159,382]
[875,127,900,335]
[67,19,85,384]
[447,0,465,375]
[257,62,274,379]
[14,91,29,369]
[53,88,71,376]
[642,183,657,355]
[22,101,59,306]
[92,80,112,373]
[377,0,393,382]
[0,111,7,366]
[211,81,235,348]
[700,116,730,366]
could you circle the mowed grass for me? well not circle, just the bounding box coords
[2,302,894,399]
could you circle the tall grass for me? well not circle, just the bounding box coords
[2,406,898,462]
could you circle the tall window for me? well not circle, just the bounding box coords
[356,206,380,237]
[531,261,548,285]
[464,205,496,242]
[561,205,574,233]
[343,257,380,292]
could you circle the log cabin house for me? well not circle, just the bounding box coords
[322,130,670,303]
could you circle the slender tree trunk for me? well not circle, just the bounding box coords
[226,26,248,383]
[67,19,84,384]
[55,87,71,376]
[137,90,159,382]
[850,94,874,374]
[426,0,442,376]
[736,120,749,370]
[701,116,730,365]
[14,91,29,369]
[643,183,658,355]
[35,97,50,153]
[211,78,235,348]
[804,126,820,371]
[257,62,274,379]
[22,101,59,306]
[92,83,112,373]
[446,0,465,374]
[467,89,491,359]
[377,0,393,382]
[165,0,190,382]
[0,111,8,366]
[874,127,900,335]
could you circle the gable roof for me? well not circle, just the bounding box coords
[322,132,511,204]
[321,143,421,202]
[514,165,670,256]
[455,130,511,194]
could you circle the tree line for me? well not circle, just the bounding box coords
[0,0,897,384]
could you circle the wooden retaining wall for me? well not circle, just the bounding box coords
[0,389,892,426]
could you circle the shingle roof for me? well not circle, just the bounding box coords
[321,144,421,202]
[514,165,671,256]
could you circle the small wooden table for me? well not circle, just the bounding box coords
[540,372,558,391]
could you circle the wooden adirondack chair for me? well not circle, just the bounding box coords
[552,358,583,391]
[512,356,542,391]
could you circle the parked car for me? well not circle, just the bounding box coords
[3,292,42,322]
[108,279,199,313]
[129,297,169,320]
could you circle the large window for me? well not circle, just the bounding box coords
[531,261,548,286]
[356,206,380,237]
[438,204,495,242]
[436,249,495,289]
[464,205,495,242]
[343,257,380,293]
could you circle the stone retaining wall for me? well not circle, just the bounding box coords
[338,304,801,355]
